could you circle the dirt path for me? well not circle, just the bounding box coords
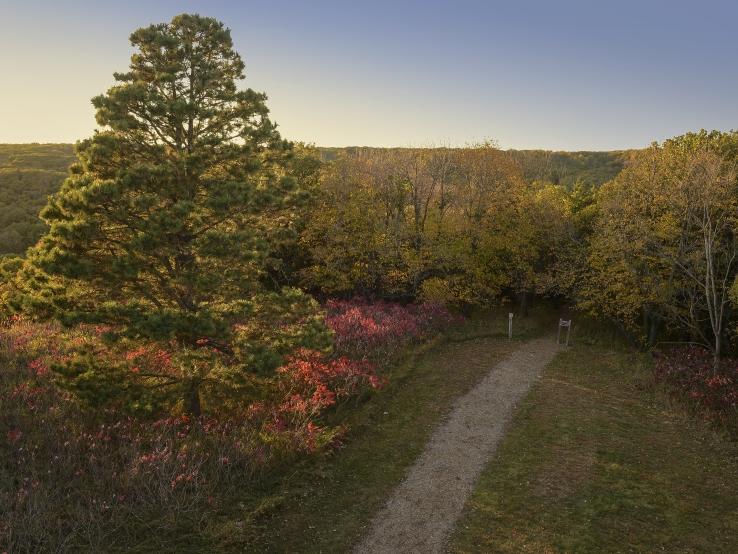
[354,336,560,554]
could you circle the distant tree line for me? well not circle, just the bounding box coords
[0,144,628,258]
[0,144,75,254]
[4,136,738,364]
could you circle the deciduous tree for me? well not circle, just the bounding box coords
[584,133,738,359]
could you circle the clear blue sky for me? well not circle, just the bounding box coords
[1,0,737,150]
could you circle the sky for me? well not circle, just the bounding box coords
[1,0,737,150]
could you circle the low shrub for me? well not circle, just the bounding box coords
[654,345,738,438]
[325,298,459,359]
[0,299,457,551]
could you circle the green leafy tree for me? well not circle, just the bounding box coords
[301,144,532,306]
[300,154,389,296]
[26,14,329,415]
[583,133,738,358]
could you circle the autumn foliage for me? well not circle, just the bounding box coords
[326,298,459,359]
[0,299,458,550]
[3,9,738,553]
[654,346,738,438]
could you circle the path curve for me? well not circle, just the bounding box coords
[354,336,560,554]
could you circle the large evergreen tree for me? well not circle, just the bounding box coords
[27,14,329,415]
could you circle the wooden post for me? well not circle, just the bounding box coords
[558,319,572,346]
[508,312,513,340]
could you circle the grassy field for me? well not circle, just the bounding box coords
[450,333,738,553]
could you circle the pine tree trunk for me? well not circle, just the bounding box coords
[185,381,201,417]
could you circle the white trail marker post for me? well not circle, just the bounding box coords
[557,319,572,346]
[508,312,513,340]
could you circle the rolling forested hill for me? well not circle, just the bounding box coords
[0,143,628,256]
[318,147,630,187]
[0,144,75,254]
[508,149,632,187]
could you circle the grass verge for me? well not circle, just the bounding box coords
[449,337,738,553]
[212,306,556,553]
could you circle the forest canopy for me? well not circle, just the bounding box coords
[0,144,75,254]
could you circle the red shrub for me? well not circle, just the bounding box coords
[279,349,380,396]
[124,344,175,375]
[0,298,456,550]
[654,346,738,437]
[255,349,384,452]
[325,298,459,359]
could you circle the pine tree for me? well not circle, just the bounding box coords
[28,14,329,415]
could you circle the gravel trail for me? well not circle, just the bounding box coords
[354,336,560,554]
